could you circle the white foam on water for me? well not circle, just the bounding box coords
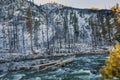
[71,69,91,75]
[12,74,25,80]
[51,68,66,74]
[35,77,42,80]
[0,73,7,78]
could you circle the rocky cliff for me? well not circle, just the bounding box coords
[0,0,119,54]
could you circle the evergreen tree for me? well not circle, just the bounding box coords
[34,20,39,49]
[26,7,33,51]
[63,15,68,48]
[73,13,79,43]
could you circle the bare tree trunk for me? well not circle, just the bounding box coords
[30,30,33,51]
[56,31,59,53]
[65,35,67,50]
[12,23,15,52]
[60,36,62,49]
[46,13,50,54]
[42,27,45,52]
[7,26,12,53]
[52,29,55,54]
[22,24,25,53]
[2,26,6,49]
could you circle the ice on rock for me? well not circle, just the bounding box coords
[0,0,117,55]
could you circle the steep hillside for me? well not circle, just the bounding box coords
[0,0,119,54]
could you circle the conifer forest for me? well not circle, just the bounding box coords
[0,0,120,80]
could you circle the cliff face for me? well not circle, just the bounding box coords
[0,0,119,53]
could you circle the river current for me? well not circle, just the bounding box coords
[0,54,108,80]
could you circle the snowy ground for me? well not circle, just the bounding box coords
[0,44,113,72]
[0,42,114,62]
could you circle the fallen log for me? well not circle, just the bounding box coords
[40,56,75,71]
[58,57,75,67]
[40,63,59,71]
[18,56,75,71]
[30,60,61,68]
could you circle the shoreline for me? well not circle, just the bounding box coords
[0,51,109,72]
[0,51,109,63]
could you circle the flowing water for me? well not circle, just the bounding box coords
[0,54,108,80]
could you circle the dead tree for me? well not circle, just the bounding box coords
[46,12,50,54]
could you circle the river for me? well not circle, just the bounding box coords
[0,54,108,80]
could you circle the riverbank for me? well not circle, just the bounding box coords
[0,50,109,72]
[0,51,109,63]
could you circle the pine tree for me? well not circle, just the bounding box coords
[6,20,12,53]
[34,20,39,49]
[73,13,79,43]
[26,7,33,51]
[63,16,68,49]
